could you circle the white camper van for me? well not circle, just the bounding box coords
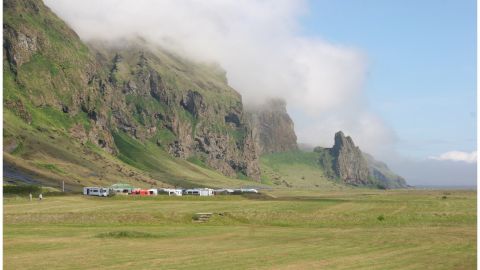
[159,188,183,196]
[148,189,158,196]
[184,188,214,196]
[83,187,114,197]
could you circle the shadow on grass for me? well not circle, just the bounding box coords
[95,231,159,239]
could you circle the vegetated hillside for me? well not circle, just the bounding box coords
[260,150,347,190]
[87,40,260,180]
[3,0,263,190]
[363,153,408,189]
[261,131,407,189]
[3,0,406,191]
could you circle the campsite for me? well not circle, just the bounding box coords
[3,188,476,269]
[83,185,258,197]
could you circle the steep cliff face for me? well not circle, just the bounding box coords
[246,99,298,155]
[88,42,261,180]
[330,131,371,185]
[314,131,407,188]
[3,0,260,182]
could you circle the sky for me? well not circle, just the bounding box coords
[45,0,477,186]
[295,0,477,185]
[298,0,476,159]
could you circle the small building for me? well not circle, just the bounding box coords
[184,188,214,196]
[83,187,114,197]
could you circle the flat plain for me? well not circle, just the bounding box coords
[3,189,476,269]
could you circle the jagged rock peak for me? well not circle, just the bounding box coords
[333,131,352,147]
[331,131,370,185]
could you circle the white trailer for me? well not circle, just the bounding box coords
[83,187,114,197]
[184,188,214,196]
[148,189,158,196]
[160,188,183,196]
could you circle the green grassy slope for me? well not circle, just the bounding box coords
[259,148,408,190]
[4,0,91,110]
[4,107,262,190]
[260,150,346,190]
[4,189,476,269]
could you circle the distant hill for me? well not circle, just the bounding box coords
[363,153,408,189]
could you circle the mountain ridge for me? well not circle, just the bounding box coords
[3,0,406,190]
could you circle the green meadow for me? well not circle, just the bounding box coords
[3,189,476,269]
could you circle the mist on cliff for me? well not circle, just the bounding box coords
[44,0,395,155]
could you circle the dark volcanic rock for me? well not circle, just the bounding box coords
[180,90,206,118]
[330,131,370,185]
[246,99,298,154]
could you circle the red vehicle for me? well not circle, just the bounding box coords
[130,189,150,196]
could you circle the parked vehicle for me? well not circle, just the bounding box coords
[148,189,158,195]
[130,189,151,196]
[184,188,214,196]
[159,188,183,196]
[83,187,114,197]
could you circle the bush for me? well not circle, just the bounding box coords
[377,214,385,221]
[3,185,41,195]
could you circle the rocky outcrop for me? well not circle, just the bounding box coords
[90,46,261,180]
[3,24,39,72]
[4,99,32,124]
[314,131,407,188]
[246,99,298,155]
[330,131,370,185]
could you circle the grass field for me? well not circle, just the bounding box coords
[4,189,476,269]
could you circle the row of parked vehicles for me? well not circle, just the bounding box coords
[83,186,258,197]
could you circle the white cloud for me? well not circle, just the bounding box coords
[44,0,395,155]
[429,151,477,163]
[291,107,397,155]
